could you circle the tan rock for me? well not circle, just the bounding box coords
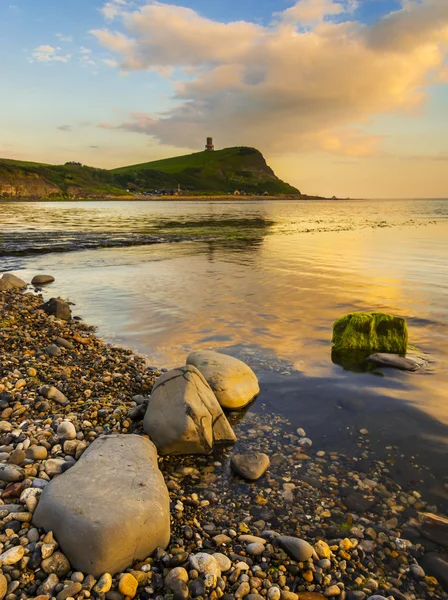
[187,350,259,409]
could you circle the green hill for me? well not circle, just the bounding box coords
[0,146,300,199]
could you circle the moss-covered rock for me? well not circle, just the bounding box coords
[332,312,408,355]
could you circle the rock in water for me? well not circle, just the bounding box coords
[230,453,270,480]
[33,434,170,576]
[332,312,408,355]
[32,274,55,285]
[420,553,448,592]
[0,273,27,290]
[143,365,236,455]
[40,297,72,321]
[417,512,448,547]
[366,353,423,371]
[186,350,259,409]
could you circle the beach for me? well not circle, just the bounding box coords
[0,286,447,599]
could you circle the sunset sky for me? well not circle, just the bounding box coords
[1,0,448,198]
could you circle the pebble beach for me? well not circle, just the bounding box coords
[0,286,448,600]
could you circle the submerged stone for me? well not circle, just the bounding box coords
[332,312,408,356]
[366,353,423,371]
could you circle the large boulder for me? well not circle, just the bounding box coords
[186,350,259,409]
[0,273,27,290]
[332,312,408,356]
[420,553,448,592]
[417,513,448,547]
[40,297,71,321]
[33,434,170,576]
[143,365,236,455]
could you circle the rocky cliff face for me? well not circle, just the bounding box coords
[0,172,60,198]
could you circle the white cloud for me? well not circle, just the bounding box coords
[31,45,71,63]
[56,33,73,43]
[92,0,448,157]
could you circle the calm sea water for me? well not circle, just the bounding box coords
[2,199,448,499]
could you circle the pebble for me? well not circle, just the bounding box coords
[118,573,138,598]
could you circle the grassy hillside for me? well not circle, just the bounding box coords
[0,146,300,198]
[112,147,299,195]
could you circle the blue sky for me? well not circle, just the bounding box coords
[1,0,447,197]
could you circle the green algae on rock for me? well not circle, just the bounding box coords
[332,312,408,356]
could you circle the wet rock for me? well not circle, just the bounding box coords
[276,536,314,561]
[143,365,236,455]
[40,297,72,321]
[32,274,55,285]
[332,312,408,355]
[119,573,138,598]
[93,573,113,594]
[231,453,270,480]
[417,512,448,547]
[187,350,259,409]
[420,552,448,592]
[366,353,423,371]
[33,434,170,576]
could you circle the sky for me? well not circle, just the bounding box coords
[1,0,448,198]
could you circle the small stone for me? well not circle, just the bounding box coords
[268,587,281,600]
[165,567,189,591]
[0,545,25,565]
[235,581,250,599]
[246,542,265,556]
[41,551,71,578]
[0,574,7,600]
[410,564,425,579]
[37,573,59,596]
[359,429,369,435]
[57,421,77,441]
[56,582,82,600]
[315,540,331,559]
[213,553,232,572]
[190,552,221,577]
[39,385,68,405]
[0,464,25,482]
[27,446,48,460]
[325,586,341,597]
[190,578,206,597]
[46,344,62,357]
[118,573,138,598]
[231,453,270,480]
[276,536,314,561]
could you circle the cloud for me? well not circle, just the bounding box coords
[31,45,71,63]
[56,33,73,43]
[92,0,448,156]
[57,125,72,131]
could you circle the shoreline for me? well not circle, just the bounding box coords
[0,287,447,598]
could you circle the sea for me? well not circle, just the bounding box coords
[1,198,448,502]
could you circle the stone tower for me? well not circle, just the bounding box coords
[205,137,214,151]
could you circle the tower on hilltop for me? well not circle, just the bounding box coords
[205,137,214,151]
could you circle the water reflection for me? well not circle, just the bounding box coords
[4,199,448,496]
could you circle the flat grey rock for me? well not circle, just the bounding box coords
[417,512,448,547]
[366,353,423,371]
[33,434,170,576]
[144,365,236,455]
[231,453,270,480]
